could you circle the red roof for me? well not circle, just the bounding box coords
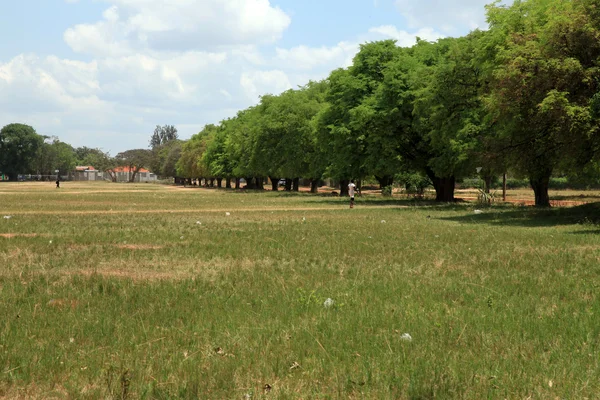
[111,166,151,173]
[75,166,96,171]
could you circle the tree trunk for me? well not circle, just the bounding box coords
[226,178,232,189]
[244,177,254,189]
[530,173,551,207]
[7,172,17,182]
[235,178,241,189]
[216,178,222,188]
[340,180,350,197]
[484,176,492,194]
[425,169,455,202]
[375,175,394,189]
[284,178,292,192]
[209,178,214,187]
[255,177,264,190]
[292,177,300,192]
[502,173,507,202]
[269,176,279,191]
[310,179,319,194]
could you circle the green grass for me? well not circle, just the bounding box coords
[1,182,599,399]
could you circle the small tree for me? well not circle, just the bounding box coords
[115,149,151,182]
[0,124,43,181]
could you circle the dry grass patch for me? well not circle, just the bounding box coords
[0,233,39,238]
[115,244,165,250]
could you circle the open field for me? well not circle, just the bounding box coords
[1,182,600,399]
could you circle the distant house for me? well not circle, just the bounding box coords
[73,166,105,181]
[110,166,157,183]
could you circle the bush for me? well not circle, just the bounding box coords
[395,172,431,196]
[381,185,393,196]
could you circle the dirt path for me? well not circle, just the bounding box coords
[0,205,410,216]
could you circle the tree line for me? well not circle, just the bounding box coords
[2,0,599,206]
[173,0,600,206]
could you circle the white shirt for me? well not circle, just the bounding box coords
[348,182,356,197]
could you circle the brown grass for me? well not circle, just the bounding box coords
[115,244,165,250]
[0,233,39,238]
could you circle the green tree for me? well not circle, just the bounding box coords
[251,82,328,191]
[485,0,600,206]
[150,125,179,149]
[176,125,215,183]
[36,138,77,176]
[76,147,117,182]
[316,41,403,195]
[115,149,152,182]
[0,123,44,181]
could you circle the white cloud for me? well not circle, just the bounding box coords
[274,42,359,71]
[395,0,492,34]
[1,0,462,153]
[369,26,444,47]
[64,0,291,57]
[240,70,292,100]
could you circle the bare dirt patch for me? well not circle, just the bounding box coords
[70,269,191,281]
[0,205,406,216]
[0,233,39,239]
[115,244,165,250]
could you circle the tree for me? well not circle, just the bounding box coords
[115,149,152,182]
[485,0,600,206]
[36,137,77,176]
[203,125,234,188]
[316,41,403,195]
[176,126,215,182]
[250,82,328,191]
[150,125,179,149]
[0,124,43,181]
[76,147,117,181]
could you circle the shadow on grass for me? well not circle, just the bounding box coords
[549,194,600,201]
[438,202,600,229]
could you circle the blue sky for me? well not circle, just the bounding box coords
[0,0,494,154]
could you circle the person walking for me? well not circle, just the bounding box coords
[348,180,357,208]
[55,178,60,188]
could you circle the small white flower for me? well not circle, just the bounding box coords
[302,217,306,222]
[226,212,231,216]
[180,236,184,240]
[381,220,386,224]
[474,210,483,214]
[69,338,75,343]
[3,216,11,219]
[400,333,412,342]
[323,298,335,308]
[49,240,53,244]
[196,221,202,225]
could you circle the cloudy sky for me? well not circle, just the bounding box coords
[0,0,495,154]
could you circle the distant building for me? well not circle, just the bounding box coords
[110,166,157,183]
[73,166,105,181]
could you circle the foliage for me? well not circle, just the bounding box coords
[0,123,43,180]
[485,0,600,206]
[115,149,152,182]
[36,137,77,176]
[150,125,178,149]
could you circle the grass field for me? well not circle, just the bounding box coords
[1,182,599,399]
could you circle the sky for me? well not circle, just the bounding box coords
[0,0,497,155]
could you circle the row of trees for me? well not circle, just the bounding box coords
[173,0,600,206]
